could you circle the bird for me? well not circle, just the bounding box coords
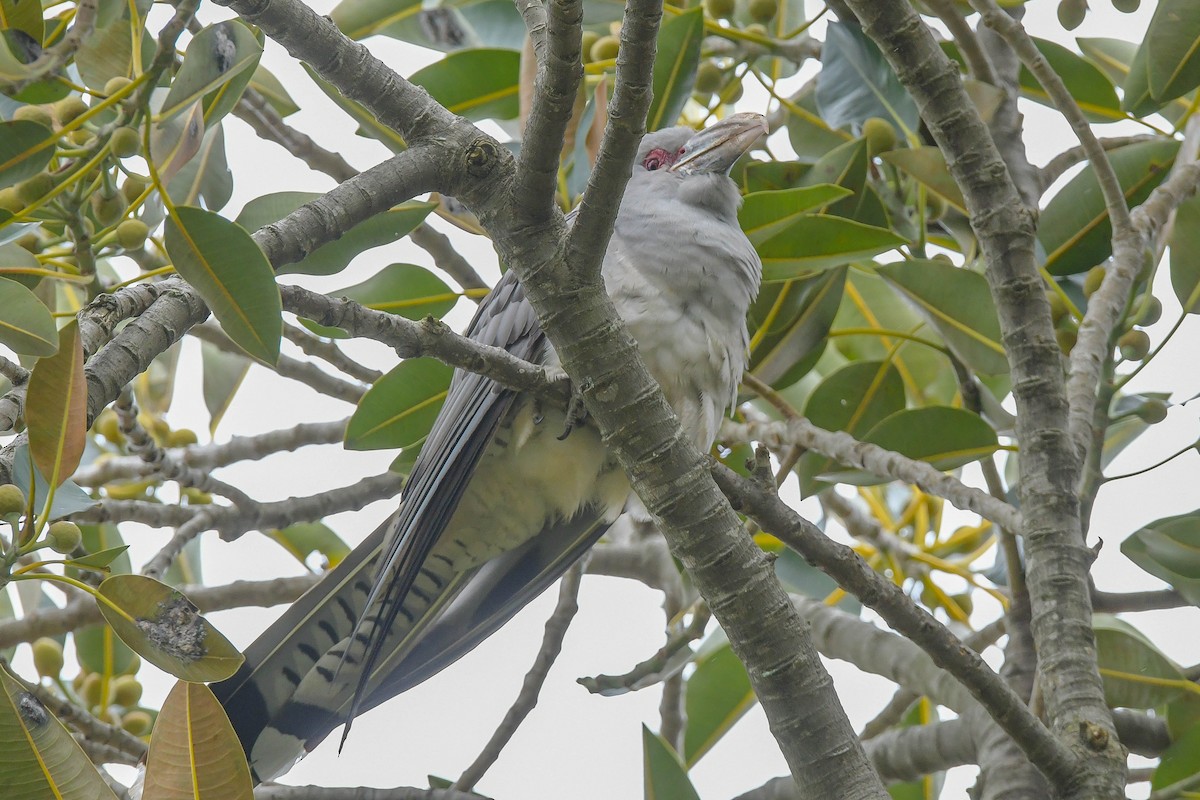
[211,112,767,783]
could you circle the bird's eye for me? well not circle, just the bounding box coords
[642,147,672,171]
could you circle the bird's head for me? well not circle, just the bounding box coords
[635,112,768,176]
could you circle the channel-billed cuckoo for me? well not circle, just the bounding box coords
[213,112,767,781]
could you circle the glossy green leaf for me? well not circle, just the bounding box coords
[409,48,519,121]
[150,101,206,187]
[74,622,138,676]
[1039,138,1179,275]
[234,192,436,276]
[1152,719,1200,791]
[0,120,54,190]
[739,186,853,246]
[1086,33,1199,120]
[1169,193,1200,313]
[0,0,44,40]
[25,321,86,486]
[0,666,121,800]
[247,64,299,117]
[818,406,999,485]
[774,547,861,613]
[303,264,459,339]
[1141,0,1200,104]
[784,79,855,161]
[748,267,846,389]
[737,160,812,193]
[0,241,42,288]
[1121,510,1200,606]
[798,138,869,221]
[97,574,244,682]
[267,522,352,569]
[0,276,57,356]
[331,0,424,41]
[646,8,703,131]
[75,22,154,91]
[1094,614,1187,708]
[757,217,905,281]
[876,260,1007,375]
[642,725,701,800]
[200,339,250,434]
[796,360,906,492]
[879,147,967,214]
[142,681,254,800]
[682,643,754,766]
[302,64,407,152]
[9,445,97,521]
[346,358,454,450]
[160,20,263,123]
[1017,38,1122,123]
[165,206,281,365]
[818,21,919,135]
[67,546,130,571]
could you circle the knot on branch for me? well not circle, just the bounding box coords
[463,138,502,178]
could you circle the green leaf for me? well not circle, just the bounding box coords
[879,147,967,214]
[0,276,57,356]
[773,547,861,613]
[0,241,43,288]
[0,120,54,190]
[682,643,754,767]
[784,80,855,161]
[1121,510,1200,606]
[150,101,206,187]
[97,574,244,682]
[302,264,459,338]
[642,725,701,800]
[0,0,44,41]
[736,160,812,193]
[1039,138,1179,276]
[247,64,299,117]
[9,445,97,521]
[1142,0,1200,104]
[757,217,905,281]
[1169,193,1200,313]
[160,20,263,123]
[25,321,87,486]
[818,407,999,486]
[1017,38,1123,123]
[0,666,121,800]
[234,192,436,276]
[646,8,703,131]
[142,682,254,800]
[748,267,845,389]
[74,622,139,676]
[739,186,854,246]
[166,123,233,211]
[67,546,130,570]
[876,260,1007,376]
[1153,717,1200,791]
[345,358,454,450]
[1094,614,1188,708]
[798,138,869,220]
[409,48,519,121]
[302,64,407,152]
[818,21,920,135]
[267,522,352,569]
[1101,392,1171,469]
[331,0,424,42]
[164,206,281,365]
[75,22,154,91]
[199,339,250,435]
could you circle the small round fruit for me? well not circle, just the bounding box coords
[744,23,769,37]
[581,31,601,63]
[1134,294,1162,326]
[12,104,54,128]
[54,96,89,125]
[1057,0,1087,30]
[862,116,898,155]
[92,193,126,226]
[0,483,26,515]
[704,0,736,19]
[1056,326,1077,354]
[115,218,149,250]
[1083,265,1106,297]
[590,35,620,62]
[1111,0,1139,11]
[103,76,133,97]
[110,126,140,158]
[0,187,23,213]
[1046,291,1068,323]
[122,710,154,735]
[748,0,778,23]
[111,675,143,707]
[1134,397,1168,424]
[120,653,142,676]
[47,520,83,554]
[16,172,54,205]
[15,232,41,252]
[95,408,124,442]
[121,174,150,203]
[695,61,724,94]
[32,637,65,678]
[69,128,94,146]
[1117,328,1150,360]
[81,673,104,707]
